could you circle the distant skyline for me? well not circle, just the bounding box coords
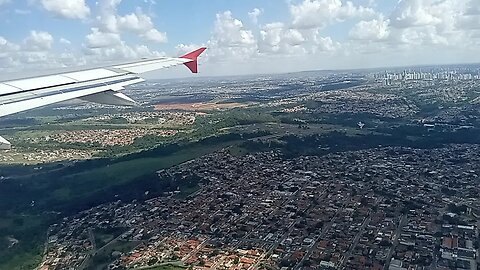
[0,0,480,78]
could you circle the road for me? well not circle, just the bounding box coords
[211,190,304,269]
[78,228,96,270]
[383,215,407,270]
[293,197,348,270]
[182,238,208,264]
[338,213,372,268]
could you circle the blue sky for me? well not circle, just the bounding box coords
[0,0,479,77]
[1,0,291,54]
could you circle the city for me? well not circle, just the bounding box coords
[38,145,479,270]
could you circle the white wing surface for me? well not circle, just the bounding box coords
[0,47,207,148]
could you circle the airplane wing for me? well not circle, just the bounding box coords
[0,47,206,149]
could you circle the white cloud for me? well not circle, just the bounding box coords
[259,23,308,54]
[84,42,163,61]
[85,28,121,48]
[283,29,306,46]
[248,8,263,24]
[96,0,121,33]
[313,35,338,52]
[349,17,390,40]
[141,29,167,43]
[203,11,258,63]
[0,2,170,73]
[40,0,90,19]
[3,0,480,76]
[0,34,88,73]
[213,11,256,47]
[23,30,54,51]
[0,36,19,53]
[290,0,376,29]
[0,0,10,6]
[384,0,475,49]
[95,1,167,43]
[459,0,480,29]
[175,44,205,56]
[390,0,440,28]
[117,10,154,34]
[260,23,284,53]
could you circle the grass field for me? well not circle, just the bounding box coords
[49,141,240,203]
[0,213,53,270]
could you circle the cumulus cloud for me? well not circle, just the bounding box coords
[84,42,163,61]
[175,43,205,56]
[290,0,376,29]
[390,0,440,28]
[313,35,338,52]
[0,33,89,72]
[206,11,259,62]
[116,10,154,33]
[248,8,263,24]
[141,29,167,43]
[0,2,168,73]
[23,30,54,51]
[387,0,475,49]
[349,17,390,41]
[0,36,19,53]
[95,0,167,44]
[213,11,256,47]
[3,0,480,75]
[74,0,168,65]
[40,0,90,19]
[459,0,480,29]
[96,0,121,33]
[85,28,121,48]
[259,23,308,54]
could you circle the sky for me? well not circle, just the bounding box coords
[0,0,480,78]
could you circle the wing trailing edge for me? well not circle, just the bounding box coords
[0,136,11,150]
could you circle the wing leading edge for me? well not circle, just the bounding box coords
[0,47,206,149]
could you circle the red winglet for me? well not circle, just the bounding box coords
[180,47,207,73]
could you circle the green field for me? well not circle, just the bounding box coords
[47,140,241,205]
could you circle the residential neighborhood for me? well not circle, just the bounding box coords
[38,145,480,270]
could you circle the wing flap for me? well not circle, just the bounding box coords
[4,75,76,92]
[0,83,21,96]
[62,68,125,81]
[0,77,144,117]
[81,91,137,106]
[0,136,11,150]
